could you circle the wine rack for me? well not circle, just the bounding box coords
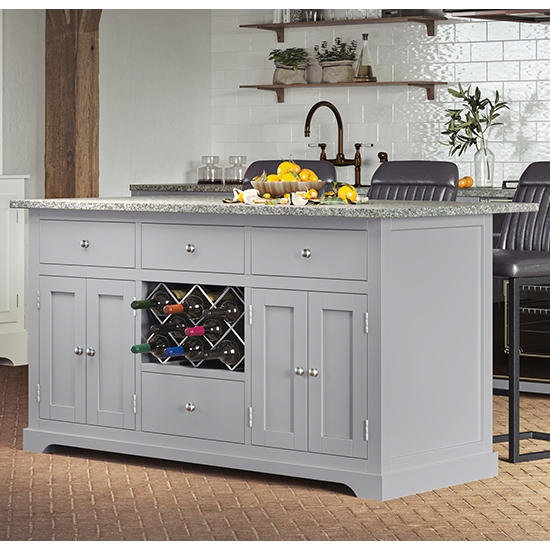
[137,282,245,371]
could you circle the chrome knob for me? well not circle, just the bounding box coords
[185,402,196,412]
[301,248,311,258]
[74,346,84,356]
[80,239,90,249]
[294,366,304,376]
[309,368,319,378]
[186,243,195,253]
[86,347,96,357]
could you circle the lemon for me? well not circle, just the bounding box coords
[237,192,244,203]
[298,168,319,182]
[281,171,300,182]
[266,174,279,182]
[337,185,358,203]
[277,160,301,177]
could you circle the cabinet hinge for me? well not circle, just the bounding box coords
[36,290,40,310]
[364,312,369,334]
[248,406,253,428]
[133,394,137,414]
[37,384,41,403]
[248,305,253,325]
[364,420,369,441]
[16,294,19,308]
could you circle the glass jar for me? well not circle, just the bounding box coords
[197,156,223,184]
[224,156,247,186]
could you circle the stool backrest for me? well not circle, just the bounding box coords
[498,162,550,251]
[367,160,458,201]
[241,160,337,190]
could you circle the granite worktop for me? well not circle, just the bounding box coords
[10,195,536,219]
[128,183,517,200]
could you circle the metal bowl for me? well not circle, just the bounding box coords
[251,179,326,197]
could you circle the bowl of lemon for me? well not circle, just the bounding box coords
[250,160,326,197]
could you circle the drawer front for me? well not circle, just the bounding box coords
[39,220,135,268]
[142,223,245,274]
[251,227,368,281]
[141,372,245,443]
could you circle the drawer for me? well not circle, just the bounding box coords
[39,220,135,268]
[251,227,368,281]
[142,223,245,274]
[141,372,245,443]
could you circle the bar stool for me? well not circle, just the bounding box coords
[367,160,458,201]
[493,161,550,462]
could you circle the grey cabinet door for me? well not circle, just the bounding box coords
[250,288,308,451]
[39,276,87,423]
[39,276,136,429]
[308,292,368,459]
[251,289,368,458]
[86,279,136,429]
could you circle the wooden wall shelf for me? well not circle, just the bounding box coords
[239,15,445,42]
[240,81,447,103]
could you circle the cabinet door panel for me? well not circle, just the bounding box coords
[308,292,368,458]
[39,276,87,423]
[86,279,136,429]
[251,289,308,451]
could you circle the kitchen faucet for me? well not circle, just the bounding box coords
[304,101,363,187]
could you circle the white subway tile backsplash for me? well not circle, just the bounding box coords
[210,9,550,179]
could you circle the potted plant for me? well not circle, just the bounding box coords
[314,37,357,83]
[441,83,509,187]
[268,47,309,85]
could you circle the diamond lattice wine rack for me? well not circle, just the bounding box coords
[135,283,245,371]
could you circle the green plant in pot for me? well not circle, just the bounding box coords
[269,47,309,85]
[441,83,508,187]
[314,37,357,83]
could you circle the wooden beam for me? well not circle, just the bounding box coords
[45,9,102,198]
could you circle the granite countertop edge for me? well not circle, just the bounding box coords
[10,196,537,219]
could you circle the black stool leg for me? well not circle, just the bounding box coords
[508,277,521,462]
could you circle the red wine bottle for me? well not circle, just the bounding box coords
[163,295,205,319]
[202,300,241,323]
[162,337,204,359]
[150,315,190,336]
[193,339,243,367]
[184,318,223,342]
[131,334,170,357]
[131,290,173,315]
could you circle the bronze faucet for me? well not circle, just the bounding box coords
[304,101,363,187]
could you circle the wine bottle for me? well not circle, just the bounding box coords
[150,315,190,336]
[193,339,243,367]
[163,337,204,359]
[163,295,205,319]
[131,289,173,315]
[201,300,241,323]
[184,318,223,342]
[131,334,170,357]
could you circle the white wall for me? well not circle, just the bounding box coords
[2,9,44,198]
[1,9,213,198]
[99,9,212,196]
[212,9,550,186]
[3,9,550,193]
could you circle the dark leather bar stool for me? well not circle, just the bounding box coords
[241,160,337,191]
[493,161,550,462]
[367,160,458,200]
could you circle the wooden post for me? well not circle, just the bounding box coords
[45,9,102,198]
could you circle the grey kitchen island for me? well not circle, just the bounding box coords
[11,195,537,501]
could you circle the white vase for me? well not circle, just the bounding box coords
[474,144,495,187]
